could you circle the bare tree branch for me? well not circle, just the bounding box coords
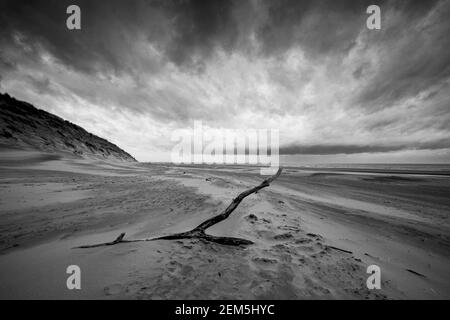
[75,168,282,248]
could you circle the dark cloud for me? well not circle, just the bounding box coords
[0,0,240,75]
[157,0,239,69]
[1,0,447,74]
[0,0,167,75]
[0,51,16,71]
[256,0,383,59]
[26,75,51,94]
[354,0,449,109]
[280,139,450,155]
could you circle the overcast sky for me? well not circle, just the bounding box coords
[1,0,449,163]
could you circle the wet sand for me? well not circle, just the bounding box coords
[0,151,449,299]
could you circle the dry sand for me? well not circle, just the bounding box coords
[0,149,449,299]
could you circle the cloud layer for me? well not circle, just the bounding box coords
[0,0,449,162]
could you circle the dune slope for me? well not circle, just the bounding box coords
[0,93,136,162]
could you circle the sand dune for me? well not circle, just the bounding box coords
[0,93,136,162]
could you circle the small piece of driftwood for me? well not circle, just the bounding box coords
[327,245,352,254]
[406,269,426,278]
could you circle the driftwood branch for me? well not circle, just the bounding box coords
[327,245,352,254]
[75,168,283,248]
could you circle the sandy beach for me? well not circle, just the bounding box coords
[0,149,449,299]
